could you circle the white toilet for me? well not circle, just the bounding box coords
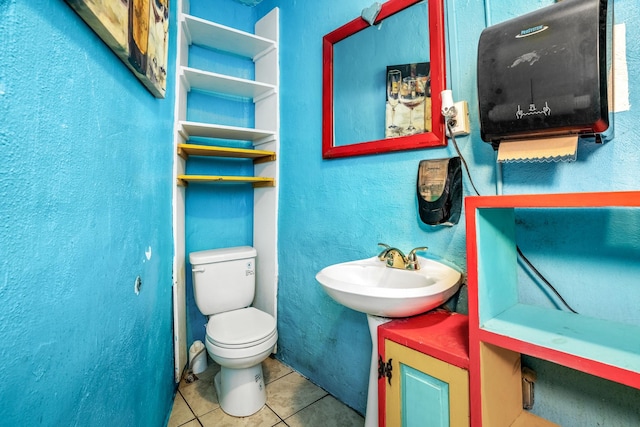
[189,246,278,417]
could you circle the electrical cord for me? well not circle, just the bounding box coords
[446,120,578,314]
[447,122,480,196]
[515,246,578,314]
[183,346,207,383]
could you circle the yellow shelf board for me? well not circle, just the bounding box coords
[177,143,276,164]
[177,175,275,188]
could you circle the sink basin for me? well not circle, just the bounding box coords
[316,256,463,318]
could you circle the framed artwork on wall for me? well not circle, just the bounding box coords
[65,0,169,98]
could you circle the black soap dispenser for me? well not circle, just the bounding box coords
[417,158,462,226]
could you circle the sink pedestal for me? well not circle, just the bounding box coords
[365,314,391,427]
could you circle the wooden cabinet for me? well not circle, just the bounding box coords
[465,191,640,426]
[378,311,470,427]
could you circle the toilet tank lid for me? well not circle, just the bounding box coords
[189,246,256,265]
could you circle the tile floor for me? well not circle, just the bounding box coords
[167,356,365,427]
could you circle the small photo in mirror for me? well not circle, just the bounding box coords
[385,62,431,138]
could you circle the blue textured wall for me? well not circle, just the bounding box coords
[257,0,467,415]
[0,1,176,425]
[248,0,640,423]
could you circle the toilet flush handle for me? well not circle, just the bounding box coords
[192,267,205,273]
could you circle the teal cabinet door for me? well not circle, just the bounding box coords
[402,364,449,427]
[385,340,469,427]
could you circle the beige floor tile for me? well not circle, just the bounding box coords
[169,358,362,427]
[266,372,328,419]
[179,374,220,417]
[284,395,365,427]
[263,356,293,384]
[167,392,196,427]
[199,405,281,427]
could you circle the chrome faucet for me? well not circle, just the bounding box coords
[377,243,428,270]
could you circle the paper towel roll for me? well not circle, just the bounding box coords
[497,135,578,163]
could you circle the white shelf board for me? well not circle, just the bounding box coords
[182,14,275,59]
[481,303,640,373]
[179,120,275,143]
[181,67,275,99]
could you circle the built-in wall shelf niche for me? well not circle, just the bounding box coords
[171,3,279,383]
[465,191,640,426]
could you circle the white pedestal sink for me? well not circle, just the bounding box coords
[366,314,391,427]
[316,256,463,427]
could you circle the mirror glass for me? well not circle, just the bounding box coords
[322,0,446,158]
[334,2,430,146]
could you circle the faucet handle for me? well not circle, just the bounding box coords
[377,243,391,260]
[408,246,428,258]
[407,246,428,270]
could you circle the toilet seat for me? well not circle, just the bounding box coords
[206,307,276,349]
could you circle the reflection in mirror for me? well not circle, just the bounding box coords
[322,0,446,159]
[333,1,430,146]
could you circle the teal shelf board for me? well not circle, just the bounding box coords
[481,304,640,374]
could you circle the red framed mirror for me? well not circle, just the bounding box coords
[322,0,446,159]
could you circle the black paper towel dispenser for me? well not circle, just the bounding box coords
[477,0,613,149]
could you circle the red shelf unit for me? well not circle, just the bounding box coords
[465,191,640,426]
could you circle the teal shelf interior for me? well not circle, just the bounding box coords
[475,203,640,377]
[481,303,640,373]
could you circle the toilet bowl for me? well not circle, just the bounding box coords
[189,246,278,418]
[205,307,278,416]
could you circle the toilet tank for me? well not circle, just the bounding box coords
[189,246,257,316]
